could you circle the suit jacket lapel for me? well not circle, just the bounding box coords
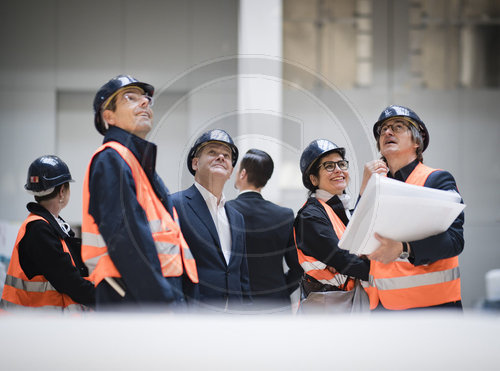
[225,204,240,267]
[185,185,227,264]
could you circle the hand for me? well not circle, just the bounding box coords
[368,233,403,264]
[326,266,338,274]
[359,160,388,195]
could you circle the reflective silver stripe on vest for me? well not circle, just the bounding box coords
[84,255,104,274]
[363,275,375,288]
[300,261,327,272]
[374,267,460,291]
[82,232,106,248]
[0,299,65,311]
[149,219,171,233]
[155,242,180,255]
[63,303,87,312]
[5,275,57,293]
[149,219,162,233]
[182,247,194,260]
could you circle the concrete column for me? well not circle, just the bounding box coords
[238,0,283,202]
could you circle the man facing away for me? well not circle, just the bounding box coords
[81,75,198,310]
[172,129,251,312]
[360,105,464,311]
[227,149,302,312]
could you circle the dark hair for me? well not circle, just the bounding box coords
[240,149,274,188]
[377,121,424,163]
[306,149,345,196]
[35,183,69,203]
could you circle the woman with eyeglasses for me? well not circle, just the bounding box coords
[293,139,370,310]
[0,156,95,312]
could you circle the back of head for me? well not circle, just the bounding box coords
[25,155,74,202]
[240,149,274,189]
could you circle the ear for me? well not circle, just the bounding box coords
[310,174,319,187]
[102,110,116,126]
[192,157,199,172]
[239,168,246,179]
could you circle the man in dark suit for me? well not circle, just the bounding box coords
[227,149,302,312]
[172,129,251,312]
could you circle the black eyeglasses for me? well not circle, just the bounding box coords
[318,160,349,172]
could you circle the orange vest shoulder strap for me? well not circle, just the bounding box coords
[317,199,346,238]
[405,163,440,187]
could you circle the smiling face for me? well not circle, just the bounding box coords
[192,142,234,187]
[309,152,349,196]
[378,118,419,161]
[102,87,153,139]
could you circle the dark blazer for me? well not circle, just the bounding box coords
[172,185,251,309]
[227,192,303,306]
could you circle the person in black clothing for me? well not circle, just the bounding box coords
[228,149,303,312]
[294,139,370,305]
[0,156,95,311]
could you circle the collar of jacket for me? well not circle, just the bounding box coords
[388,158,420,182]
[236,191,263,200]
[103,126,157,180]
[26,202,74,239]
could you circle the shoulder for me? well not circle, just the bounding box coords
[25,218,51,233]
[171,186,195,204]
[298,198,321,214]
[425,169,459,192]
[264,199,294,219]
[22,218,58,247]
[225,203,245,224]
[90,146,132,177]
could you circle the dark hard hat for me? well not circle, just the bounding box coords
[300,139,345,190]
[373,105,430,151]
[25,155,74,195]
[187,129,239,176]
[93,75,154,135]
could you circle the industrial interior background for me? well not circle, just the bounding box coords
[0,0,499,309]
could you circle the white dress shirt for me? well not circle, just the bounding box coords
[194,182,232,264]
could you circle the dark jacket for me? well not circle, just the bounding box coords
[294,195,370,281]
[172,185,251,309]
[87,126,192,308]
[227,192,302,305]
[389,159,465,266]
[18,202,95,306]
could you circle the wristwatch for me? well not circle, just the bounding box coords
[399,242,410,259]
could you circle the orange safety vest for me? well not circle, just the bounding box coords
[367,163,461,310]
[0,214,84,311]
[81,141,198,288]
[295,199,354,290]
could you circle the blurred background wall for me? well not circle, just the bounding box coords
[0,0,498,309]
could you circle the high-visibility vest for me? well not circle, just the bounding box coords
[367,163,461,310]
[81,141,198,288]
[295,199,354,290]
[0,214,84,311]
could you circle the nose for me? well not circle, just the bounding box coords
[383,125,395,136]
[139,95,152,108]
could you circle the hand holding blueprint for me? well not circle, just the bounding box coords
[338,174,466,255]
